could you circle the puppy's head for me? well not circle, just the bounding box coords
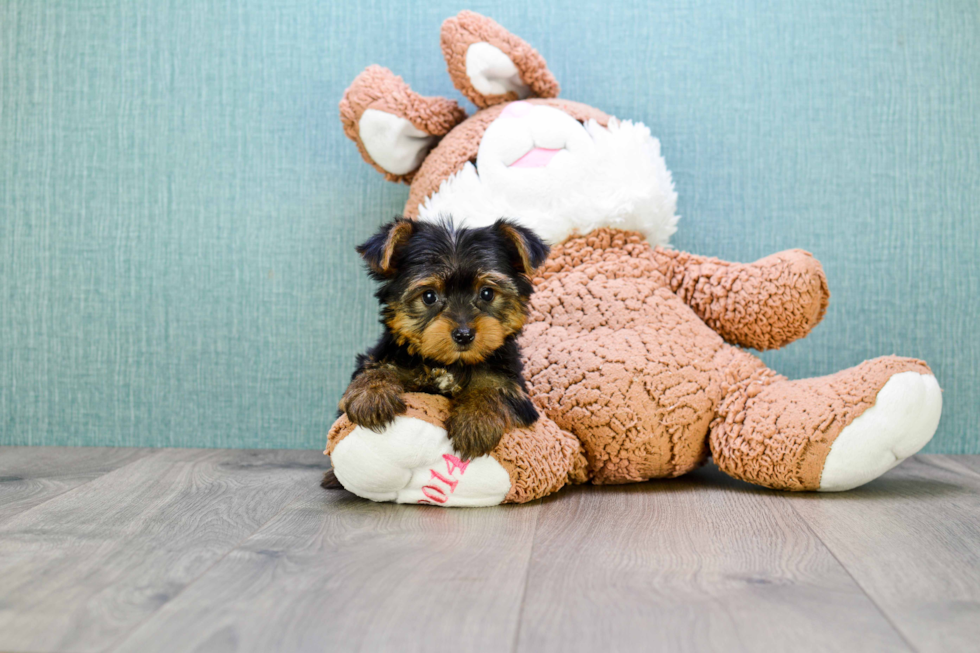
[357,217,549,365]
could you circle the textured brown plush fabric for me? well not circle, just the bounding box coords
[709,355,933,490]
[652,248,830,351]
[523,230,929,490]
[494,412,589,504]
[339,65,467,183]
[441,11,560,108]
[523,230,764,484]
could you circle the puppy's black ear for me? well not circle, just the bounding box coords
[356,218,415,277]
[494,219,550,276]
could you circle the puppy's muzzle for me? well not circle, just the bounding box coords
[451,326,475,345]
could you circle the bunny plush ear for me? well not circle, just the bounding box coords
[340,65,467,183]
[441,11,560,109]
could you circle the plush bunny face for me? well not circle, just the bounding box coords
[418,103,678,246]
[340,11,679,246]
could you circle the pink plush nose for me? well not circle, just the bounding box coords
[501,101,533,119]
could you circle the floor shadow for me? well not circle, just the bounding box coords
[558,462,975,503]
[316,458,976,512]
[791,475,972,502]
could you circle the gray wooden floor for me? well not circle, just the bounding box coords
[0,449,978,653]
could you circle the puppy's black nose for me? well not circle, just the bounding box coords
[451,327,475,345]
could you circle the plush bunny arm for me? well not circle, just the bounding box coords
[653,248,830,351]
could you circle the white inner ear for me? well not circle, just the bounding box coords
[358,109,437,175]
[465,42,531,98]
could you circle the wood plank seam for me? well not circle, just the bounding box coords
[0,448,161,524]
[782,498,920,653]
[0,449,328,652]
[933,455,980,481]
[509,499,544,653]
[105,488,316,653]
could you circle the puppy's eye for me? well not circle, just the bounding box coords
[421,290,438,306]
[479,287,495,302]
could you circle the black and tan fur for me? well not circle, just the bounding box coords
[338,217,548,462]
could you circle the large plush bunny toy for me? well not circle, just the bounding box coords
[326,11,943,506]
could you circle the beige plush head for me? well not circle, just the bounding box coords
[341,11,679,246]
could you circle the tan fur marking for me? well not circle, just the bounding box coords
[475,271,517,294]
[459,315,506,364]
[405,276,445,296]
[418,315,461,364]
[385,308,423,348]
[497,223,537,275]
[499,297,528,336]
[374,220,414,275]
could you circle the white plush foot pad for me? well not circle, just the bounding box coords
[819,372,942,491]
[329,416,512,507]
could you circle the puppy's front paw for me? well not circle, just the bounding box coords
[446,406,506,460]
[342,386,406,432]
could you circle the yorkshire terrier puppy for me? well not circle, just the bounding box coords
[340,217,549,461]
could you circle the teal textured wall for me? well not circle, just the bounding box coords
[1,1,977,452]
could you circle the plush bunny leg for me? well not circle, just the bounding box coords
[326,393,586,506]
[710,356,942,491]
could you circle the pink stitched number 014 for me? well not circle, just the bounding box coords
[418,454,470,504]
